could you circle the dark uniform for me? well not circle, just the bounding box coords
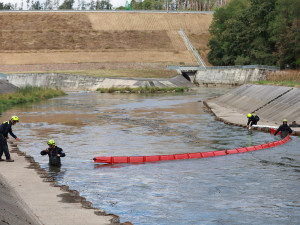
[41,146,65,166]
[0,121,17,160]
[274,124,293,139]
[247,114,260,127]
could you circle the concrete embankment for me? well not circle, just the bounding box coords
[0,78,18,94]
[194,68,270,86]
[0,141,125,225]
[7,73,195,91]
[204,84,300,136]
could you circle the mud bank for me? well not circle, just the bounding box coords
[204,84,300,136]
[6,73,195,91]
[0,141,132,225]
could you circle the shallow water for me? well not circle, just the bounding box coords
[2,88,300,225]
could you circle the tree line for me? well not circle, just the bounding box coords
[208,0,300,69]
[0,0,112,10]
[0,0,228,10]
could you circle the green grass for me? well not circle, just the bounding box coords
[252,70,300,87]
[0,86,66,113]
[252,80,300,87]
[8,69,179,79]
[97,86,189,93]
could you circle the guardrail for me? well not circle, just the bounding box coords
[168,65,280,71]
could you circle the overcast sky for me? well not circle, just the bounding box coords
[1,0,128,9]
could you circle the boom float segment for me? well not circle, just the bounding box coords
[93,128,290,164]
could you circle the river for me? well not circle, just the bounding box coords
[2,87,300,225]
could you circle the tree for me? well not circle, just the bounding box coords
[89,0,96,9]
[208,0,250,65]
[58,0,74,9]
[0,2,13,9]
[269,0,300,68]
[207,0,300,68]
[142,0,152,9]
[31,0,42,9]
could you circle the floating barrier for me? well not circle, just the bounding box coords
[253,125,278,129]
[93,128,289,164]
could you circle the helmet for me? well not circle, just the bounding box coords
[11,115,19,122]
[283,119,288,123]
[47,139,56,146]
[247,114,252,118]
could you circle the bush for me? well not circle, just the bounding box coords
[0,86,66,114]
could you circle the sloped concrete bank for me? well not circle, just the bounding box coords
[204,84,300,136]
[7,73,195,91]
[0,78,18,94]
[0,140,132,225]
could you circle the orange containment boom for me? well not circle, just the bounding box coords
[93,128,290,164]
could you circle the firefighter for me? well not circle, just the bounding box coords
[0,116,20,162]
[41,139,65,166]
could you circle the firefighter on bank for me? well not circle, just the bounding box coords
[246,113,260,129]
[0,116,20,162]
[41,139,65,166]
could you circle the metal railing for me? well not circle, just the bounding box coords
[179,29,207,68]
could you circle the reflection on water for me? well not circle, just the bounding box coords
[1,88,300,225]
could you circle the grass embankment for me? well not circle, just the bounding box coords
[97,86,189,93]
[254,70,300,87]
[9,69,178,79]
[0,86,65,113]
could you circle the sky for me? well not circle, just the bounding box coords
[1,0,128,9]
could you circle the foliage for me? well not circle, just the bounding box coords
[97,86,189,93]
[31,1,43,10]
[0,87,65,114]
[0,2,13,9]
[208,0,300,69]
[95,0,112,10]
[58,0,74,9]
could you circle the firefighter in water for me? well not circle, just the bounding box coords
[246,113,260,129]
[41,139,65,166]
[274,119,293,139]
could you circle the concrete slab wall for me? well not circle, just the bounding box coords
[194,68,269,85]
[211,84,300,125]
[7,73,195,91]
[255,88,300,124]
[0,79,18,94]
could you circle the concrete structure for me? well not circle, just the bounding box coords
[7,73,196,91]
[204,84,300,135]
[0,79,18,94]
[194,67,270,86]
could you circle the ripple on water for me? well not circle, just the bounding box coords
[3,89,300,225]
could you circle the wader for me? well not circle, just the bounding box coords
[0,134,11,160]
[49,156,61,166]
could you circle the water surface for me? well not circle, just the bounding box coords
[2,88,299,225]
